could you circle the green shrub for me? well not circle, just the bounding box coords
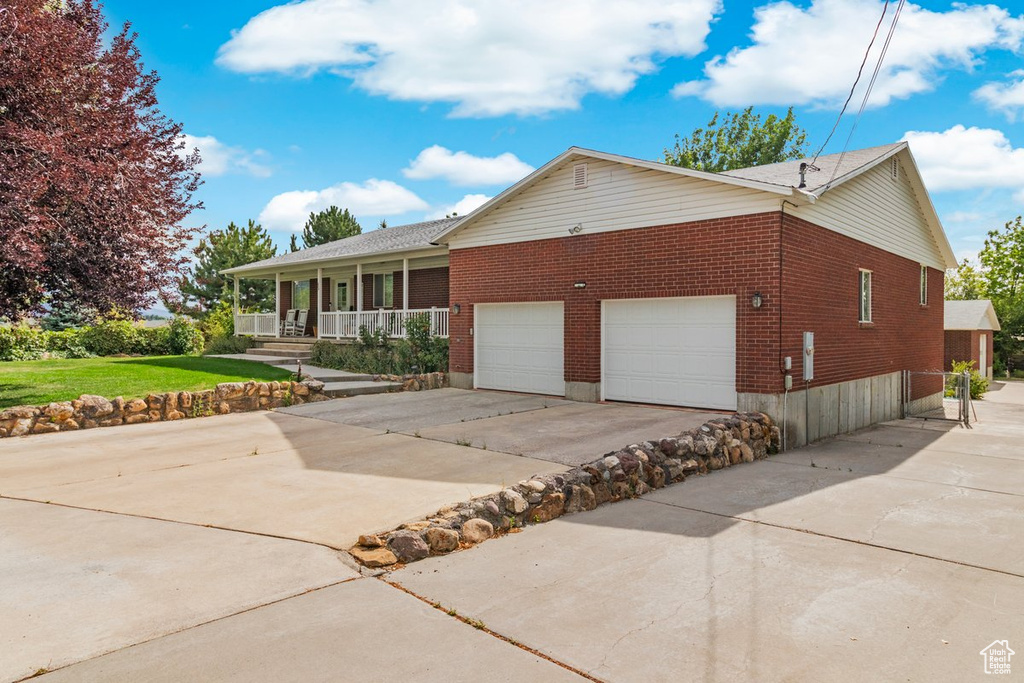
[200,302,235,340]
[204,334,254,355]
[308,321,449,375]
[81,319,143,356]
[168,317,205,355]
[45,328,92,359]
[948,360,989,400]
[0,324,48,361]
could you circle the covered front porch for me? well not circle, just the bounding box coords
[230,250,450,340]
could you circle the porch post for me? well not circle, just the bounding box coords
[275,272,281,338]
[402,257,409,311]
[356,263,363,312]
[316,267,323,338]
[233,276,240,314]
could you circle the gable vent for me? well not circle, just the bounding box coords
[573,163,588,189]
[889,157,899,181]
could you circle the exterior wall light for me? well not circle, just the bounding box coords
[453,303,461,314]
[751,292,763,309]
[574,281,587,289]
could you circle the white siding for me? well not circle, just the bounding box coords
[793,154,946,269]
[448,158,780,250]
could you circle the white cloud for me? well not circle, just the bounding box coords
[179,134,271,177]
[258,179,428,231]
[403,146,534,186]
[216,0,721,117]
[675,0,1024,108]
[974,70,1024,121]
[427,193,491,220]
[902,126,1024,198]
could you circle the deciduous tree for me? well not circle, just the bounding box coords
[0,0,201,320]
[978,216,1024,369]
[663,107,807,172]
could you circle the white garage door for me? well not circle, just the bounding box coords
[603,296,736,410]
[475,302,564,396]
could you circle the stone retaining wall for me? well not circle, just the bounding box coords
[372,372,448,392]
[351,412,780,568]
[0,380,328,438]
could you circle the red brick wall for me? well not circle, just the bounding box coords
[448,211,944,397]
[278,280,292,320]
[781,214,944,398]
[449,213,783,392]
[944,330,974,371]
[361,267,449,310]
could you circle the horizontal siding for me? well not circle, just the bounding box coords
[793,155,945,269]
[448,158,780,250]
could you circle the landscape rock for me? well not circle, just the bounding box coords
[461,518,494,544]
[387,531,429,563]
[424,527,459,554]
[350,546,398,568]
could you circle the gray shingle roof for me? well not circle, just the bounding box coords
[223,217,457,274]
[944,300,1001,331]
[720,143,904,193]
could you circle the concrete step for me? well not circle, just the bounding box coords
[299,366,375,382]
[259,342,316,351]
[246,348,311,359]
[322,381,402,397]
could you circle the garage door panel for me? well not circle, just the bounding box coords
[476,303,564,397]
[603,297,736,410]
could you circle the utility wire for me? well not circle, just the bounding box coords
[810,0,891,166]
[823,0,906,190]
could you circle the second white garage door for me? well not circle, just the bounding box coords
[603,296,736,410]
[475,302,564,396]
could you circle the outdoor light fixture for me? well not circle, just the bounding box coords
[453,303,461,314]
[751,292,763,309]
[574,281,587,289]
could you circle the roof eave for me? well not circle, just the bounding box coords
[221,244,448,278]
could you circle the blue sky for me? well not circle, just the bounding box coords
[102,0,1024,266]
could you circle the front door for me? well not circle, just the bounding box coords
[336,282,350,312]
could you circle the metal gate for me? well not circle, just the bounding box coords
[903,370,972,425]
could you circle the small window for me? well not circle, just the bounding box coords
[919,265,928,306]
[373,273,393,308]
[292,280,310,310]
[859,270,872,323]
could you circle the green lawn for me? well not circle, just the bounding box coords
[0,356,294,408]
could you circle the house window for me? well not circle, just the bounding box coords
[292,280,310,310]
[859,270,872,323]
[336,282,349,311]
[373,273,393,308]
[919,265,928,306]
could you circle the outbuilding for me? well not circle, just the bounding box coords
[944,299,1000,380]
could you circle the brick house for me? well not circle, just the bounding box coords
[226,142,956,446]
[944,300,1000,380]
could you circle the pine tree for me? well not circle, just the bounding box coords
[301,206,361,247]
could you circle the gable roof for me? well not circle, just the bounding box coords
[435,144,956,269]
[721,143,904,193]
[222,217,456,276]
[945,299,1001,331]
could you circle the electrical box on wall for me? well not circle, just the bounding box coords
[803,332,814,381]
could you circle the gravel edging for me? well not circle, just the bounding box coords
[350,411,780,568]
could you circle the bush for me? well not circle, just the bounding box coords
[167,317,205,355]
[309,320,449,375]
[204,334,254,355]
[80,319,143,356]
[948,359,989,400]
[45,328,92,359]
[200,302,235,340]
[0,324,48,361]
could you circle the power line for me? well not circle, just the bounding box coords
[823,0,906,190]
[810,0,891,165]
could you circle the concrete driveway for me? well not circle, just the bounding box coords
[23,382,1024,682]
[0,388,709,682]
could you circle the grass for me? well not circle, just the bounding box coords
[0,356,294,408]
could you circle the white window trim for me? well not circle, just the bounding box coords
[859,269,873,323]
[292,280,310,310]
[919,265,928,306]
[373,273,394,309]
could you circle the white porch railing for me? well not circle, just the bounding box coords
[318,308,449,340]
[234,313,278,337]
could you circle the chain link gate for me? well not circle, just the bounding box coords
[903,370,972,426]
